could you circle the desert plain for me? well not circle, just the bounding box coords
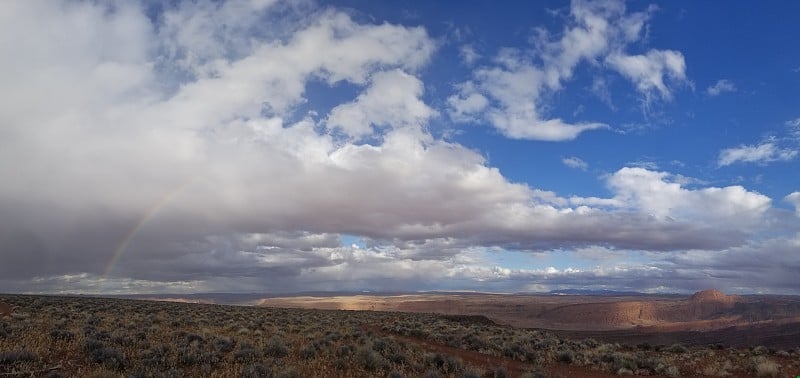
[1,290,799,377]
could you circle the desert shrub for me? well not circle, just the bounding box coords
[335,357,347,370]
[85,315,102,326]
[667,343,689,354]
[486,366,509,378]
[556,349,573,364]
[139,345,169,368]
[0,350,37,364]
[617,367,634,375]
[85,368,119,378]
[444,334,461,348]
[264,335,289,358]
[386,351,407,365]
[655,364,680,377]
[50,329,75,341]
[583,338,599,348]
[441,354,463,373]
[274,367,301,378]
[521,370,548,378]
[0,322,10,338]
[84,338,105,353]
[424,353,444,369]
[755,360,780,377]
[609,352,637,372]
[462,333,488,351]
[502,343,526,360]
[357,346,383,371]
[95,330,112,341]
[241,363,272,378]
[337,344,354,357]
[372,337,389,352]
[155,368,183,378]
[111,331,134,347]
[213,336,235,352]
[299,344,317,359]
[752,345,768,355]
[129,368,182,378]
[177,346,203,366]
[89,347,125,370]
[234,347,258,363]
[701,360,733,377]
[44,371,65,378]
[463,368,484,378]
[186,333,204,344]
[636,356,665,372]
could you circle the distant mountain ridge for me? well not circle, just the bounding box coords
[547,289,646,296]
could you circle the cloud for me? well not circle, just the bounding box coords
[0,1,794,295]
[626,160,659,170]
[605,49,687,101]
[326,70,436,138]
[705,79,736,96]
[459,45,480,65]
[605,167,771,228]
[661,233,800,294]
[787,118,800,140]
[562,156,588,170]
[449,54,607,140]
[446,93,489,123]
[447,0,685,141]
[786,192,800,215]
[718,142,798,166]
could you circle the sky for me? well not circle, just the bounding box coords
[1,0,799,295]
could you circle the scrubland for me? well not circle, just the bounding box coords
[0,294,798,377]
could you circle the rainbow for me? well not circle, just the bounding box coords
[102,178,195,279]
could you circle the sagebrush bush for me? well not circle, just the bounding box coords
[0,350,37,364]
[755,360,780,377]
[264,335,289,358]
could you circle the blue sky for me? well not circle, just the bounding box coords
[0,0,799,295]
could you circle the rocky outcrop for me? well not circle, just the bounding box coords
[538,301,659,326]
[537,290,743,327]
[683,289,739,320]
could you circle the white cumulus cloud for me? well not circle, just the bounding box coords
[718,142,798,166]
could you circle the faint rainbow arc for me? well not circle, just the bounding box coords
[102,178,196,279]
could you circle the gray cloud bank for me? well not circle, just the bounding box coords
[0,0,798,294]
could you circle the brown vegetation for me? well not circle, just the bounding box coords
[0,294,798,377]
[0,302,11,317]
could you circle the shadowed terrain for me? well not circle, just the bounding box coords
[256,290,800,349]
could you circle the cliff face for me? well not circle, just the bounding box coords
[684,289,739,319]
[537,290,742,327]
[538,302,659,326]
